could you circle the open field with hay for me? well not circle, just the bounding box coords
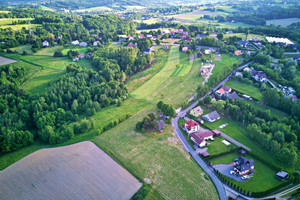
[266,17,300,27]
[0,141,142,200]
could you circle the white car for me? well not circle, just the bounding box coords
[230,171,235,175]
[241,175,250,180]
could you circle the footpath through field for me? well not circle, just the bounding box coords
[131,46,179,99]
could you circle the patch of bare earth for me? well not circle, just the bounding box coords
[0,141,142,200]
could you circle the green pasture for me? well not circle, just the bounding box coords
[225,80,263,101]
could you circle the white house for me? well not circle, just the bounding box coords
[185,120,200,134]
[191,133,207,148]
[93,41,100,47]
[42,40,49,47]
[204,49,211,55]
[79,42,88,47]
[72,40,79,46]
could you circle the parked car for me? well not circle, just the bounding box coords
[241,175,250,180]
[230,171,235,175]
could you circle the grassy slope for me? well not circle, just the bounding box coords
[93,106,218,200]
[207,54,241,87]
[172,52,193,77]
[225,79,263,101]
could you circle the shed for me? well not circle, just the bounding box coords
[212,129,221,137]
[276,171,288,181]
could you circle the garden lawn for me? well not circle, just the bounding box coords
[207,54,241,87]
[93,106,218,200]
[204,117,295,171]
[211,152,282,193]
[206,136,237,156]
[225,80,263,101]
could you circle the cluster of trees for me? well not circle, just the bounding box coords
[0,61,128,153]
[220,99,299,166]
[157,101,176,117]
[92,46,152,80]
[135,113,158,132]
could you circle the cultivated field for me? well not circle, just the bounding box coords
[0,141,142,200]
[266,17,300,27]
[0,56,17,66]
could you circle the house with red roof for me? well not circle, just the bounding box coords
[197,131,214,141]
[139,34,145,39]
[128,42,137,48]
[127,35,134,40]
[185,120,200,134]
[182,47,188,52]
[216,85,232,97]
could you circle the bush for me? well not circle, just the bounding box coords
[53,50,63,57]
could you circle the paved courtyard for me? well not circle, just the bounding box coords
[213,163,245,182]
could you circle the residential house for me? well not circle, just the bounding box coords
[196,131,214,141]
[185,37,192,42]
[197,51,203,57]
[226,31,233,34]
[118,38,126,43]
[182,47,188,52]
[127,35,134,40]
[235,71,243,77]
[73,57,79,62]
[185,120,200,134]
[234,50,242,56]
[57,36,62,40]
[190,106,204,118]
[210,31,217,35]
[276,171,288,181]
[238,40,248,48]
[157,120,165,133]
[143,47,154,54]
[191,132,207,148]
[93,41,100,47]
[128,42,137,48]
[42,40,49,47]
[163,45,170,49]
[79,42,88,47]
[233,156,254,176]
[202,111,220,123]
[146,34,152,39]
[162,30,170,34]
[227,91,241,101]
[139,34,145,39]
[72,40,79,46]
[77,53,85,59]
[243,67,252,72]
[252,70,267,82]
[216,85,232,97]
[204,49,211,55]
[287,95,298,102]
[237,149,247,155]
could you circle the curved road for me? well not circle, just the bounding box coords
[172,61,253,200]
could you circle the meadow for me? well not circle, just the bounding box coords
[0,18,34,25]
[266,17,300,27]
[225,79,263,101]
[206,136,237,156]
[172,52,194,77]
[74,6,113,13]
[207,54,241,87]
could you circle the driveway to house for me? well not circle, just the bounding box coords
[172,61,255,200]
[213,163,244,182]
[217,129,251,151]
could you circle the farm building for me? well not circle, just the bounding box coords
[233,156,255,176]
[266,36,294,46]
[189,106,204,118]
[185,120,200,134]
[202,111,220,123]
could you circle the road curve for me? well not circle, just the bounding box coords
[172,61,253,200]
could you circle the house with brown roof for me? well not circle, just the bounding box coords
[233,156,254,176]
[191,133,207,148]
[196,131,214,141]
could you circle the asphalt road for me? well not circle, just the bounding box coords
[172,61,253,200]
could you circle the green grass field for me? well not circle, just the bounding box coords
[172,52,193,77]
[224,33,247,40]
[206,136,237,156]
[74,6,113,13]
[39,5,56,11]
[92,106,218,200]
[225,80,263,101]
[11,45,32,54]
[1,46,92,94]
[0,18,33,25]
[211,152,282,192]
[207,54,241,87]
[248,101,289,119]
